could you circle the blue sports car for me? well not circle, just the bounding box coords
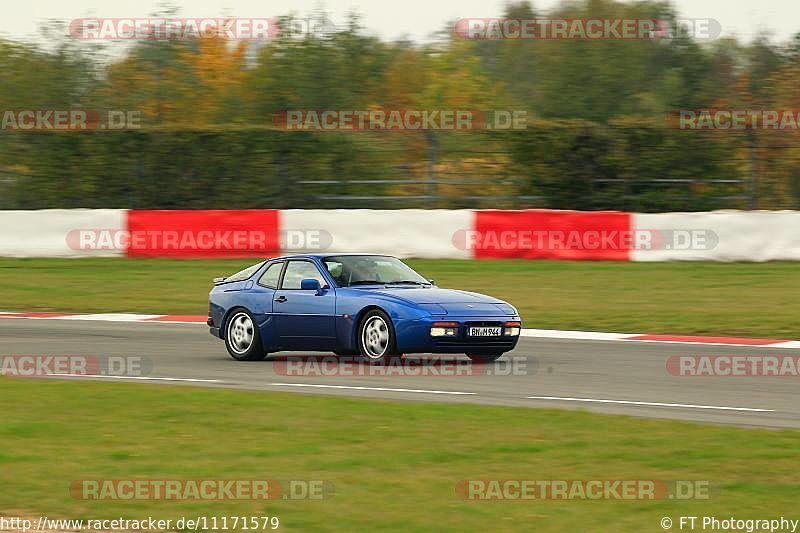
[207,254,521,364]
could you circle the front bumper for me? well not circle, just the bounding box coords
[207,316,221,338]
[396,316,522,354]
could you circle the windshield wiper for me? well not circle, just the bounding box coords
[388,280,431,286]
[348,280,385,285]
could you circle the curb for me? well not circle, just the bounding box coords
[2,311,798,349]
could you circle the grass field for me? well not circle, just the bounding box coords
[0,258,797,337]
[2,378,800,532]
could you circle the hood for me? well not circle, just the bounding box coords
[367,287,502,304]
[363,287,516,316]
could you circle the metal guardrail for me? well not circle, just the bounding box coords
[295,174,752,209]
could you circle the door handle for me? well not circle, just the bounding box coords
[275,295,288,303]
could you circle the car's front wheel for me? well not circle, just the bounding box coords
[225,308,266,361]
[466,352,503,364]
[357,310,400,365]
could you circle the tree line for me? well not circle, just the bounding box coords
[1,0,799,211]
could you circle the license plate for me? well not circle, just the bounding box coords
[468,326,501,337]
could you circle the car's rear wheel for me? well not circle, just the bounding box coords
[225,309,266,361]
[357,310,400,365]
[466,352,503,364]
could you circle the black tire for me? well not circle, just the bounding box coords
[357,309,400,365]
[466,352,503,364]
[224,308,267,361]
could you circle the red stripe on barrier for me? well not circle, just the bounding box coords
[629,334,786,346]
[472,210,632,260]
[126,210,280,258]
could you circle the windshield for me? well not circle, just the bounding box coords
[322,255,430,288]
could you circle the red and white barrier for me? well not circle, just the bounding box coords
[280,209,472,259]
[0,208,797,261]
[632,211,800,262]
[0,209,125,258]
[127,209,280,258]
[471,209,631,261]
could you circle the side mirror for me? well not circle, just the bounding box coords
[301,278,322,293]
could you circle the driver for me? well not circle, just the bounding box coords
[348,259,381,284]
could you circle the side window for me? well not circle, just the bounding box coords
[258,262,284,289]
[281,261,325,290]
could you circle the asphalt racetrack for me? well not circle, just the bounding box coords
[3,319,799,429]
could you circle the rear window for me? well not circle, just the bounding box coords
[225,262,265,283]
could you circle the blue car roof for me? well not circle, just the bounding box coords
[266,253,393,261]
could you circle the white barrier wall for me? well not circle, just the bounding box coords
[632,211,800,262]
[0,209,126,257]
[279,209,473,259]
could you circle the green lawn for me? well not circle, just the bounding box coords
[2,378,799,531]
[0,258,798,337]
